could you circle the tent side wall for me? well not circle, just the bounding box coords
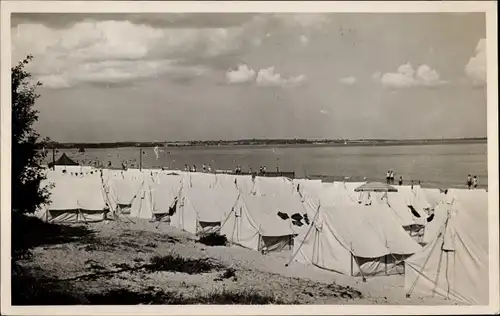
[405,202,489,305]
[170,193,198,234]
[47,209,108,223]
[220,201,260,251]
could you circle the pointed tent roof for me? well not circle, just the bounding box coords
[354,182,398,192]
[53,153,79,166]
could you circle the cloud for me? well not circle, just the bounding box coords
[11,13,260,29]
[465,38,486,86]
[340,76,357,85]
[225,65,306,88]
[10,13,339,89]
[256,67,306,88]
[225,64,256,84]
[372,63,446,88]
[320,109,329,115]
[38,60,209,89]
[11,19,260,88]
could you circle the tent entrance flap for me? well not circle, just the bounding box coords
[260,235,293,253]
[198,221,222,235]
[117,203,132,215]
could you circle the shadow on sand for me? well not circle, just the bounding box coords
[11,214,94,259]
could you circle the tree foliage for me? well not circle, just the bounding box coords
[12,55,51,215]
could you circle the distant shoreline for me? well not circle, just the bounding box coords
[40,138,486,150]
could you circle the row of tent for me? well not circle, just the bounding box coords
[36,165,489,305]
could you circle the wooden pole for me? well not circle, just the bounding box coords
[52,147,55,170]
[139,147,142,171]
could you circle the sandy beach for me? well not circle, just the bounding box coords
[13,217,460,305]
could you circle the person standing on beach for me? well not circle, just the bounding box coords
[390,170,395,184]
[399,176,403,186]
[473,176,478,189]
[386,170,391,184]
[208,164,212,173]
[467,174,472,189]
[192,165,197,172]
[202,164,206,173]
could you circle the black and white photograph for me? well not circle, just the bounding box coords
[1,1,498,314]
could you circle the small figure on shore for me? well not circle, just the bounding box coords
[249,166,252,174]
[184,164,189,172]
[202,164,206,172]
[192,165,197,172]
[208,164,212,173]
[390,170,395,184]
[259,166,263,175]
[276,165,280,174]
[399,176,403,186]
[473,176,478,189]
[263,166,267,175]
[467,174,472,189]
[386,170,391,184]
[411,180,414,190]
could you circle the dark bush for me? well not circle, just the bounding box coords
[146,255,223,274]
[198,232,228,246]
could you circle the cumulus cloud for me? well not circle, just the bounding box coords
[372,63,446,88]
[225,64,256,84]
[256,67,306,88]
[226,65,306,88]
[11,19,257,88]
[340,76,357,85]
[465,38,486,86]
[11,14,332,89]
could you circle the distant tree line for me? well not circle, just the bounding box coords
[36,137,487,150]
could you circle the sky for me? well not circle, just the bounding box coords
[11,13,487,143]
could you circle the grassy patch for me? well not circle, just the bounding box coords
[146,255,223,274]
[186,288,293,304]
[326,283,363,299]
[198,232,228,246]
[87,287,292,305]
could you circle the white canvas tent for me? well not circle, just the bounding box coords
[171,186,240,235]
[106,178,148,217]
[252,176,295,197]
[220,194,296,252]
[291,182,422,277]
[148,181,179,223]
[404,189,489,305]
[235,175,257,195]
[292,202,422,277]
[40,174,109,223]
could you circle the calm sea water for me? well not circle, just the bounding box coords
[45,143,488,189]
